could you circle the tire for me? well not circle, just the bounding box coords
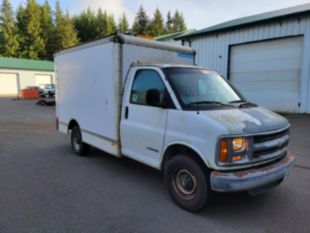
[165,155,209,212]
[71,125,91,156]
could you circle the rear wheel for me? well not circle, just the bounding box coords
[71,125,91,156]
[165,154,209,212]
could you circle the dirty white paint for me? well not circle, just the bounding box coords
[187,15,310,113]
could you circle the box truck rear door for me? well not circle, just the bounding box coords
[120,68,168,168]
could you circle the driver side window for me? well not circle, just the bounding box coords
[130,69,165,106]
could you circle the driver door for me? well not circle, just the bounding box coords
[120,68,169,168]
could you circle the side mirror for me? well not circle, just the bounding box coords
[146,89,161,107]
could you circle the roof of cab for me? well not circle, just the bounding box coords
[131,63,214,70]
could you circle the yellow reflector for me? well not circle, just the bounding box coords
[220,139,229,162]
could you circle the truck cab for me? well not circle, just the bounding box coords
[119,64,295,210]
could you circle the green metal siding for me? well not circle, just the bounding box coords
[0,57,54,72]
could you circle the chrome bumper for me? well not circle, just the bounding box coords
[210,152,296,192]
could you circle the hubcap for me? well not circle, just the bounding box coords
[173,169,197,199]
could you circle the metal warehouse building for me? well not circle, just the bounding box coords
[0,57,54,96]
[177,3,310,113]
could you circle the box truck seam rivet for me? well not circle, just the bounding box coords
[55,33,296,212]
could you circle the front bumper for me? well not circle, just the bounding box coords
[210,151,296,192]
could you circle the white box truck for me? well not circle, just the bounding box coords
[55,33,295,211]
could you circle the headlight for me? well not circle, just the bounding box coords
[232,138,247,152]
[219,137,248,163]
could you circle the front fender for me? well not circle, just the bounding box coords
[161,141,212,170]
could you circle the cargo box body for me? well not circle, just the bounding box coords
[55,34,195,156]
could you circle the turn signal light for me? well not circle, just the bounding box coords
[219,139,229,162]
[232,155,242,161]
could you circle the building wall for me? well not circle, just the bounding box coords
[0,68,54,95]
[187,15,310,113]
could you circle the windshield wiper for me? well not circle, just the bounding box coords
[229,100,244,103]
[188,101,233,107]
[229,100,257,108]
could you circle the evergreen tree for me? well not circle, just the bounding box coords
[95,8,108,38]
[54,2,79,52]
[107,15,116,34]
[24,0,44,59]
[16,4,26,57]
[16,5,26,31]
[132,5,149,35]
[73,7,97,42]
[172,10,187,32]
[118,13,129,33]
[0,1,188,58]
[149,8,164,37]
[165,11,173,33]
[0,0,19,57]
[74,8,116,42]
[40,0,54,59]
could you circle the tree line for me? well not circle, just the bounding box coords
[132,6,186,37]
[0,0,187,61]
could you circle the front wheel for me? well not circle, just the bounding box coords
[165,155,209,212]
[71,125,91,156]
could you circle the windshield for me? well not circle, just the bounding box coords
[163,67,243,109]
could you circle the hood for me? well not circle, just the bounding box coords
[201,107,289,135]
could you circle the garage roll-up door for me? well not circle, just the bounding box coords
[0,73,18,95]
[229,37,303,113]
[35,74,52,86]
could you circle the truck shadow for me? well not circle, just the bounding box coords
[82,147,275,216]
[201,191,272,215]
[86,147,163,177]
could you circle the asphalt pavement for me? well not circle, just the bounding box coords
[0,97,309,233]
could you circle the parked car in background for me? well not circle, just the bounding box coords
[39,84,55,98]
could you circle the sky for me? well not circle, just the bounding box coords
[10,0,310,30]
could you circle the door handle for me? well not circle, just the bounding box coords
[125,106,129,119]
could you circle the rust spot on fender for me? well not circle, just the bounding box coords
[213,171,227,176]
[282,151,293,164]
[234,172,248,178]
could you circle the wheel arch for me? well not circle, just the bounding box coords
[161,142,211,171]
[67,119,79,134]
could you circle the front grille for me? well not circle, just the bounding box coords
[252,129,289,159]
[254,129,289,143]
